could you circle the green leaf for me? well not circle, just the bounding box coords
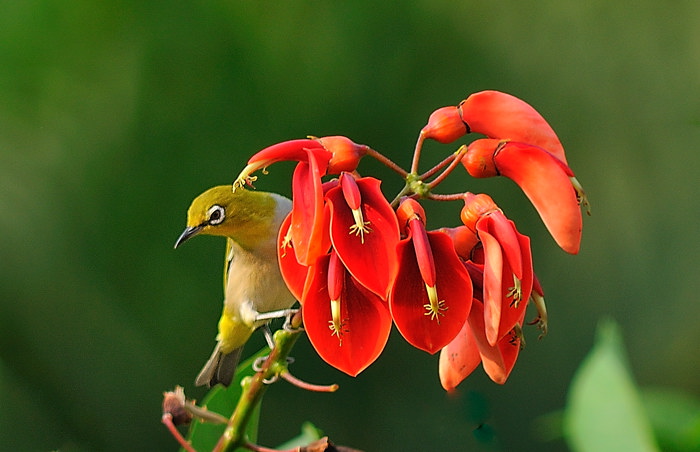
[276,422,324,449]
[641,387,700,452]
[563,319,660,452]
[182,347,269,452]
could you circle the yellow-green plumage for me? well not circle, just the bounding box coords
[175,185,296,387]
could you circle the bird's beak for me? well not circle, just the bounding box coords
[174,225,204,249]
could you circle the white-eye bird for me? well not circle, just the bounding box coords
[174,185,296,387]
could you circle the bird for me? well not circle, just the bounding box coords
[174,185,296,387]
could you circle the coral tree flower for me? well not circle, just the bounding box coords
[326,174,400,298]
[460,193,533,346]
[463,138,582,254]
[459,90,567,164]
[389,198,472,354]
[439,294,525,389]
[234,137,369,266]
[301,252,393,376]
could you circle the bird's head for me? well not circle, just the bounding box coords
[174,185,288,251]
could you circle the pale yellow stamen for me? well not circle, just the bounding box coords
[531,291,548,339]
[279,226,293,258]
[423,285,447,323]
[233,163,263,192]
[509,324,526,350]
[570,176,591,216]
[348,208,371,244]
[328,299,347,345]
[507,275,522,307]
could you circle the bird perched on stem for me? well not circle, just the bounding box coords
[175,185,296,387]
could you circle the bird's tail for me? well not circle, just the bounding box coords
[195,343,243,387]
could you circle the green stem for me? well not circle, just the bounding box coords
[213,328,302,452]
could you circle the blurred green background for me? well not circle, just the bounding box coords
[1,1,698,451]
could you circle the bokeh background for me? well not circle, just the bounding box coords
[1,1,698,451]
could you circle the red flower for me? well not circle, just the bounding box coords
[326,174,400,298]
[389,199,472,354]
[420,106,468,144]
[301,252,392,376]
[439,297,525,389]
[461,193,533,346]
[234,137,370,265]
[458,90,567,164]
[463,139,582,254]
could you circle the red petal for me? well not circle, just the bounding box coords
[316,136,369,174]
[248,139,331,165]
[327,177,400,299]
[290,151,331,265]
[438,315,481,391]
[477,228,504,346]
[302,254,392,376]
[278,212,309,301]
[468,300,521,384]
[389,231,472,354]
[478,213,523,280]
[421,106,468,144]
[494,233,533,342]
[459,90,567,164]
[408,218,436,287]
[435,226,479,261]
[495,142,582,254]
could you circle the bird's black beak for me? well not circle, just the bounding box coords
[174,225,204,249]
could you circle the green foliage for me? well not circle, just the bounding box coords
[641,388,700,452]
[563,319,659,451]
[184,349,268,452]
[275,422,324,449]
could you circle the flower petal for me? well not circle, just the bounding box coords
[468,300,522,384]
[477,212,523,280]
[277,212,309,301]
[302,254,392,376]
[248,139,331,166]
[494,141,582,254]
[477,228,504,346]
[389,231,472,354]
[327,176,400,299]
[438,314,481,391]
[459,90,567,164]
[290,151,332,265]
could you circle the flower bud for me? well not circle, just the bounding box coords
[462,139,504,178]
[316,136,368,174]
[460,193,499,232]
[421,106,468,144]
[396,197,426,234]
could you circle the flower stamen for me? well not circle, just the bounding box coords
[423,284,447,323]
[328,299,348,345]
[348,208,372,243]
[507,275,522,307]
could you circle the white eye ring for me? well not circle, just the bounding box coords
[207,205,225,225]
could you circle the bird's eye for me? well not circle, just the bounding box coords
[207,205,225,225]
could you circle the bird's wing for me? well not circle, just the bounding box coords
[223,238,235,292]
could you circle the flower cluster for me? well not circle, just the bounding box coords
[232,90,586,389]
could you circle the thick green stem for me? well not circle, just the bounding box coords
[213,328,302,452]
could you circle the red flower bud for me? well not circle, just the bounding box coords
[421,106,469,144]
[462,139,504,178]
[460,193,499,232]
[459,90,567,164]
[316,136,369,174]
